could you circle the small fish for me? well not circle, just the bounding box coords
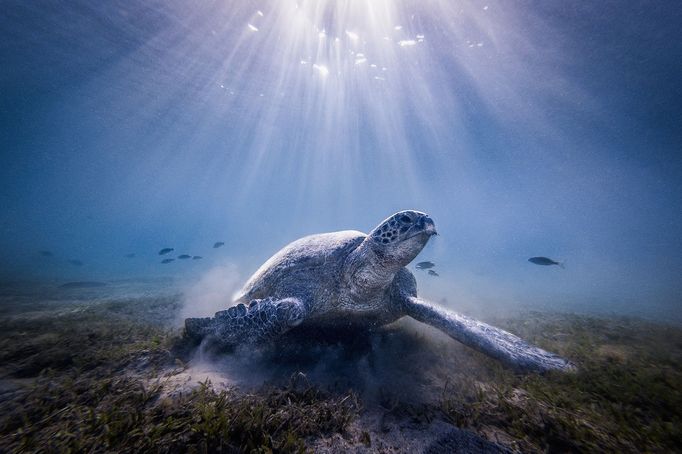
[68,259,83,266]
[39,250,53,257]
[428,270,439,277]
[178,254,191,259]
[213,242,225,249]
[416,261,435,270]
[159,248,174,255]
[125,253,135,258]
[192,256,203,260]
[528,257,564,268]
[161,258,175,264]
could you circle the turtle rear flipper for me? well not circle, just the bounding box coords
[401,296,575,373]
[184,297,307,347]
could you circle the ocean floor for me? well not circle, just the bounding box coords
[0,282,680,453]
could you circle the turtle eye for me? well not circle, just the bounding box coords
[400,215,412,223]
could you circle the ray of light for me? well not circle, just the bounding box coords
[70,0,587,226]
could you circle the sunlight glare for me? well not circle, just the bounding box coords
[313,64,329,76]
[185,0,573,207]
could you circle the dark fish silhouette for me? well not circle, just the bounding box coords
[192,256,203,260]
[159,248,174,255]
[125,253,136,258]
[161,258,175,264]
[428,270,439,277]
[60,281,106,289]
[528,257,564,268]
[39,250,53,257]
[213,242,225,249]
[178,254,191,259]
[416,261,435,270]
[68,259,84,266]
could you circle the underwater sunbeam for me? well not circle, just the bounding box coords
[2,0,682,451]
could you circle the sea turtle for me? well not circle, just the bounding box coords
[185,211,574,372]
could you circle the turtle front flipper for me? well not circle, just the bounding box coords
[401,296,575,373]
[184,297,307,347]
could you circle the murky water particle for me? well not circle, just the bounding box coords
[346,30,359,41]
[416,34,425,39]
[355,58,367,65]
[398,40,417,47]
[483,5,489,10]
[313,64,329,76]
[300,60,308,65]
[257,10,264,16]
[477,42,483,47]
[374,76,385,80]
[370,63,377,68]
[247,23,258,32]
[394,25,402,30]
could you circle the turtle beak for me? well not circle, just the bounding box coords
[418,215,437,236]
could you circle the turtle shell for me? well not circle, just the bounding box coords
[236,230,366,305]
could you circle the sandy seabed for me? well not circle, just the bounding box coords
[0,281,680,453]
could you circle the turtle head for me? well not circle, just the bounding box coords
[368,210,437,267]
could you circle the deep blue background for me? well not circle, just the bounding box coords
[1,0,681,321]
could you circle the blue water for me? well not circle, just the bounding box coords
[1,1,681,322]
